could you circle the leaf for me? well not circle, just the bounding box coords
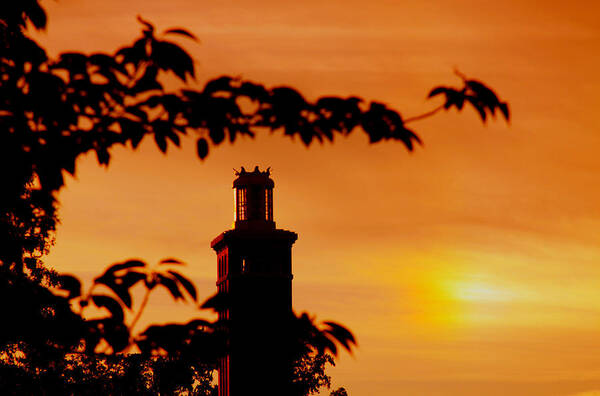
[91,294,124,322]
[442,89,465,110]
[118,117,147,149]
[398,127,421,151]
[299,125,314,146]
[95,147,110,165]
[166,129,180,147]
[154,131,167,153]
[499,102,510,121]
[164,28,199,41]
[167,270,197,301]
[465,96,487,123]
[94,278,133,309]
[118,271,146,289]
[239,81,268,101]
[116,38,147,66]
[323,321,356,353]
[152,40,195,81]
[57,274,81,299]
[159,258,184,265]
[203,76,233,95]
[466,79,500,107]
[94,260,146,308]
[427,86,448,98]
[271,87,308,116]
[102,260,147,276]
[196,138,209,160]
[24,0,48,30]
[209,125,225,144]
[322,334,339,356]
[156,274,183,300]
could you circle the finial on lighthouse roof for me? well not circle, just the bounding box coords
[233,166,271,178]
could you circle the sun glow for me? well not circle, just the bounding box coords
[450,280,516,303]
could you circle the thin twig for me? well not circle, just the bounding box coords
[121,287,152,354]
[129,287,152,335]
[403,104,444,124]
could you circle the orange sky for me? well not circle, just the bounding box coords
[37,0,600,395]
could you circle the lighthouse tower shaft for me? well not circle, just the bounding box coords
[211,167,297,396]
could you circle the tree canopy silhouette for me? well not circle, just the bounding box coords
[0,1,509,394]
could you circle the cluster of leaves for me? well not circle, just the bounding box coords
[292,352,336,395]
[0,266,85,364]
[0,258,213,394]
[292,313,357,357]
[427,71,510,123]
[330,388,349,396]
[58,258,200,355]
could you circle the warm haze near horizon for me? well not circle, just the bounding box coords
[37,0,600,395]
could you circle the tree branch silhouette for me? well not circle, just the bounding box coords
[404,104,445,124]
[128,287,152,338]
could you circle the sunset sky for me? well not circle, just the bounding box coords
[36,0,600,395]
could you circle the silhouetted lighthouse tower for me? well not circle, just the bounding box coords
[211,166,297,396]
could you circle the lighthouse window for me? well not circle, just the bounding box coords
[265,189,273,221]
[236,188,247,221]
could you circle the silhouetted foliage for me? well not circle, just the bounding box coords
[1,256,351,394]
[292,352,336,395]
[427,70,509,123]
[0,258,217,394]
[330,387,349,396]
[0,0,509,393]
[0,351,217,395]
